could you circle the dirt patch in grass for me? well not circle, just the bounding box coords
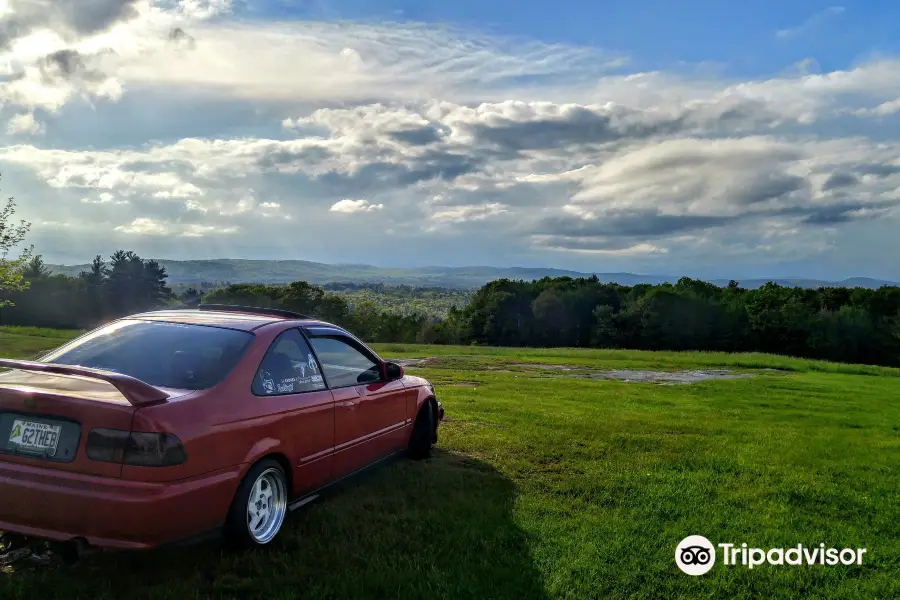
[515,363,758,383]
[392,357,758,385]
[392,358,436,368]
[580,369,755,384]
[514,363,580,371]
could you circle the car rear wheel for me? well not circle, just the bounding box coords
[225,459,289,548]
[408,401,434,460]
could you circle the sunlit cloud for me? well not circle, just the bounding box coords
[329,199,384,213]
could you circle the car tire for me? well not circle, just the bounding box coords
[408,401,434,460]
[225,459,289,549]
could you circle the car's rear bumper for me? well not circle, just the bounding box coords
[0,460,243,549]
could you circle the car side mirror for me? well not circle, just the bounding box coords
[384,361,404,381]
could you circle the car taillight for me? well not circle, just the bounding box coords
[86,429,187,467]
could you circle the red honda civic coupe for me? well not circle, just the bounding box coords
[0,305,443,551]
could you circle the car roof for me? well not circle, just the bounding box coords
[128,309,328,332]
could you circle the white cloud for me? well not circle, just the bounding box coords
[330,199,384,213]
[0,1,237,113]
[527,134,900,251]
[776,6,845,40]
[216,194,256,215]
[6,111,44,135]
[855,98,900,117]
[431,203,509,224]
[112,20,626,105]
[114,217,169,235]
[81,191,128,204]
[172,0,233,20]
[113,217,238,236]
[539,240,669,256]
[0,60,124,111]
[181,222,238,237]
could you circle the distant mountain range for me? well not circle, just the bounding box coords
[45,259,900,290]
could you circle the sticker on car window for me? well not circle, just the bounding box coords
[293,362,306,378]
[259,370,276,394]
[263,373,327,395]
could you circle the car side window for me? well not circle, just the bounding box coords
[253,329,326,396]
[308,336,381,388]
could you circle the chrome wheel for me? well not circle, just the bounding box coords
[246,467,287,544]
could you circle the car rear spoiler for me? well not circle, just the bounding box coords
[0,359,169,406]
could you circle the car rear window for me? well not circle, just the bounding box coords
[41,319,254,391]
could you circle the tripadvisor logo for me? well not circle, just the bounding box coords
[676,536,716,576]
[675,536,867,576]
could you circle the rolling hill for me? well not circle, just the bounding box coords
[45,258,900,290]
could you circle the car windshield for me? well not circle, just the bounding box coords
[41,319,254,391]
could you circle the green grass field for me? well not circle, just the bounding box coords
[1,327,899,599]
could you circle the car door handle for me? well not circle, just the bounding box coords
[342,387,364,408]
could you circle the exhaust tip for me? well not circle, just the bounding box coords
[56,538,92,565]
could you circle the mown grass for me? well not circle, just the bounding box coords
[0,327,82,339]
[0,327,82,360]
[378,343,900,378]
[1,329,899,599]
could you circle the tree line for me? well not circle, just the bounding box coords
[436,276,900,366]
[0,263,437,345]
[322,282,472,318]
[10,258,900,367]
[202,283,435,343]
[0,253,173,329]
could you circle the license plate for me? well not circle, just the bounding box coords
[8,419,62,456]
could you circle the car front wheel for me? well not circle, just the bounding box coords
[408,401,434,460]
[225,459,289,548]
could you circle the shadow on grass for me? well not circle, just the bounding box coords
[2,450,546,600]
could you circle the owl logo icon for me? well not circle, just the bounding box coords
[676,536,716,576]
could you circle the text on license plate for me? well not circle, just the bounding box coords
[8,419,62,456]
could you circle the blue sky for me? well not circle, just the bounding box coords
[3,0,900,281]
[250,0,900,75]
